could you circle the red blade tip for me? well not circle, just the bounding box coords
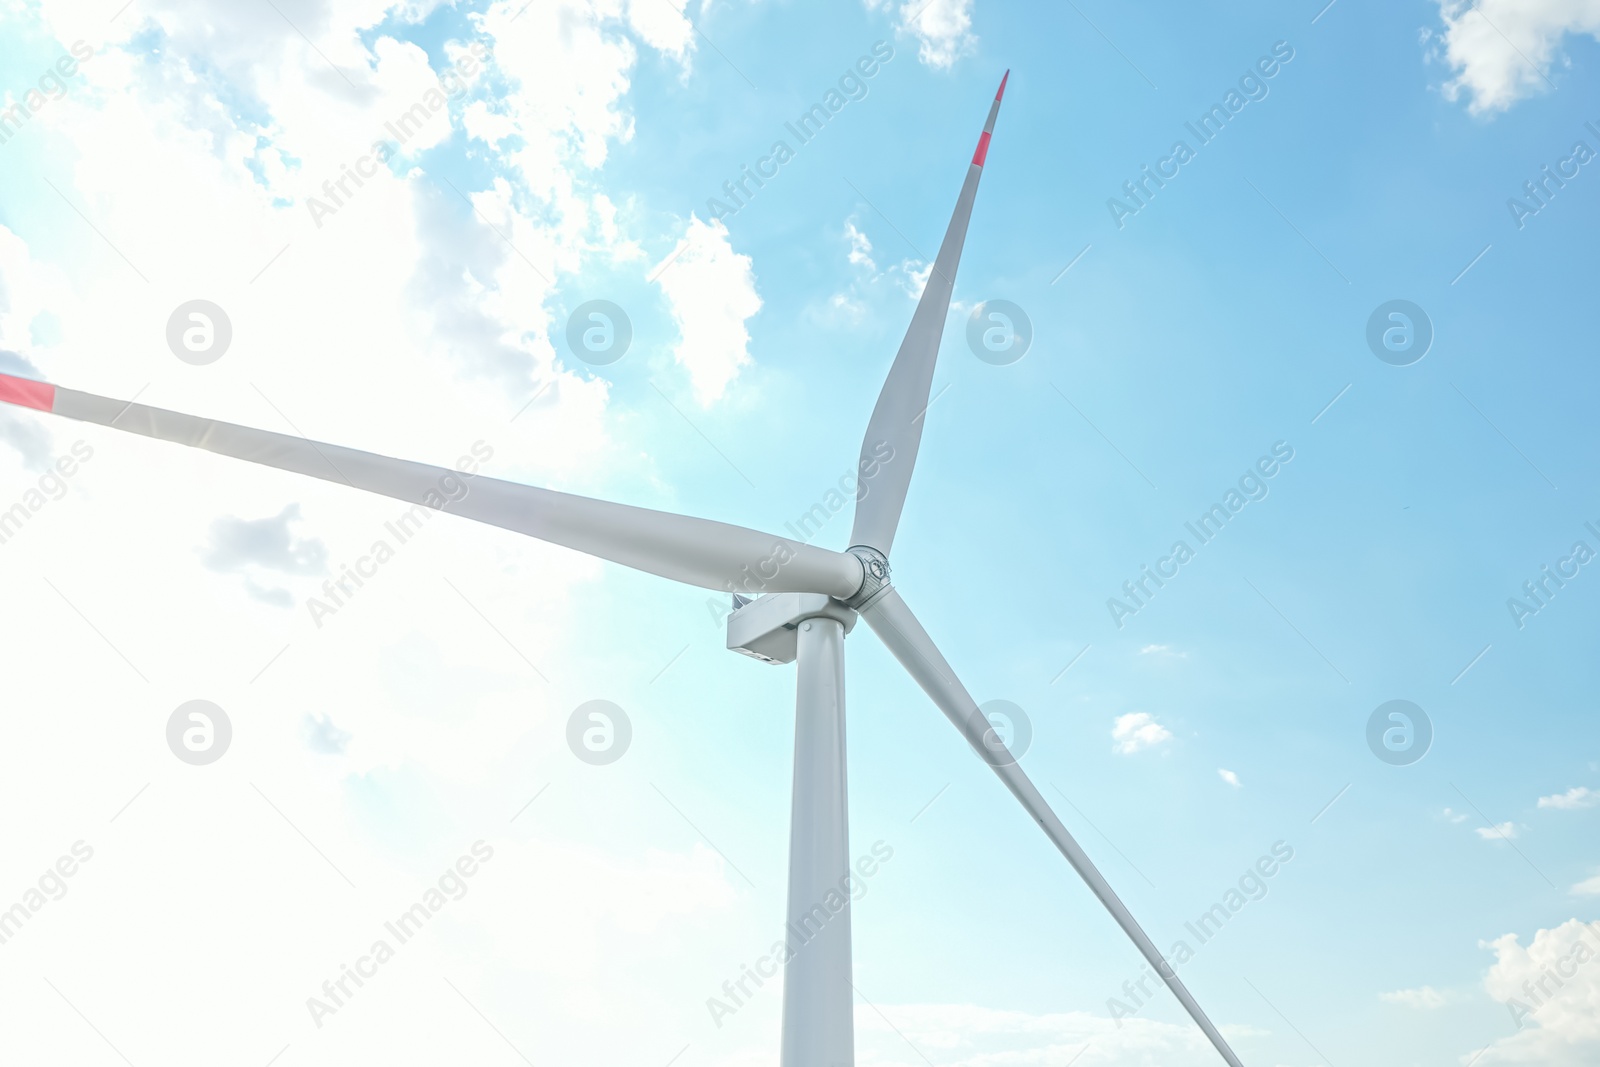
[0,372,55,412]
[996,70,1009,101]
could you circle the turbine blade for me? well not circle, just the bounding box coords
[860,586,1247,1067]
[0,374,863,598]
[850,70,1008,556]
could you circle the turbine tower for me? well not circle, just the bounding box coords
[0,71,1247,1067]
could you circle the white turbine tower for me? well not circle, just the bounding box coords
[0,72,1247,1067]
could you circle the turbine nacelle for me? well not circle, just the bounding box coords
[724,545,888,664]
[726,592,857,665]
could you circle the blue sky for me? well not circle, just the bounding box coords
[1,0,1598,1065]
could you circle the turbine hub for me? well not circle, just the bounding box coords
[842,545,892,611]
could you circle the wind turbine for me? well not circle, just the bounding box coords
[0,72,1246,1067]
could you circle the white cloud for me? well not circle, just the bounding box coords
[0,6,778,1065]
[818,290,868,327]
[200,504,329,606]
[1474,919,1600,1064]
[302,712,353,754]
[1561,870,1600,895]
[625,0,696,64]
[468,0,642,183]
[844,219,876,271]
[1443,807,1470,824]
[1539,786,1599,810]
[871,0,977,69]
[1380,985,1450,1009]
[897,256,933,300]
[1111,712,1171,755]
[1434,0,1600,114]
[653,215,762,405]
[820,219,879,325]
[1476,821,1519,841]
[202,504,328,576]
[818,218,960,330]
[1218,768,1241,788]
